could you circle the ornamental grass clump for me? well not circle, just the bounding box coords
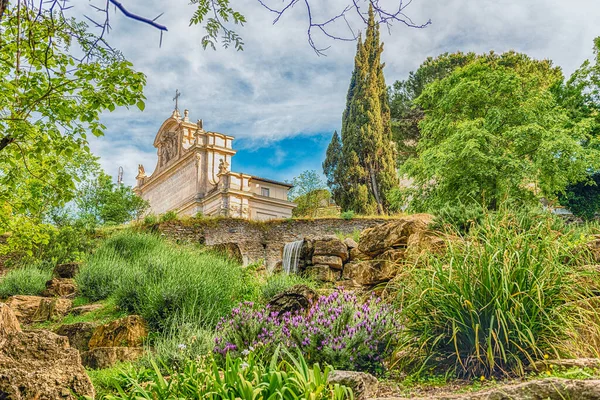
[399,209,596,378]
[214,290,399,375]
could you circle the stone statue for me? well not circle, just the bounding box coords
[159,131,178,167]
[218,158,229,175]
[136,164,146,179]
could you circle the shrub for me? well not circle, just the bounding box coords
[144,314,216,369]
[0,264,52,298]
[109,350,353,400]
[260,273,315,301]
[76,231,249,331]
[399,210,594,378]
[214,291,399,375]
[340,211,355,220]
[159,210,178,222]
[143,214,158,225]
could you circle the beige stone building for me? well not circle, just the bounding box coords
[134,109,296,220]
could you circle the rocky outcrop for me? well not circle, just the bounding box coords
[42,278,77,298]
[55,322,97,352]
[374,378,600,400]
[31,297,72,322]
[268,285,317,315]
[0,303,21,335]
[358,214,435,257]
[313,237,349,261]
[0,306,94,400]
[53,262,81,279]
[88,315,148,349]
[342,260,397,286]
[5,295,71,323]
[312,255,344,270]
[306,264,341,282]
[81,346,145,369]
[328,370,378,400]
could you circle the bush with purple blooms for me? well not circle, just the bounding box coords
[214,290,399,375]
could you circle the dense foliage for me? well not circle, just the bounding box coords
[288,170,330,218]
[0,263,52,298]
[214,291,398,375]
[74,171,149,227]
[76,232,247,331]
[0,5,145,213]
[399,209,597,378]
[389,52,476,164]
[104,351,353,400]
[323,6,397,215]
[402,51,600,211]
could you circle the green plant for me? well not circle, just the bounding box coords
[399,209,594,378]
[143,214,158,225]
[260,273,316,301]
[76,231,250,331]
[340,211,355,220]
[160,210,178,223]
[0,264,52,298]
[105,349,353,399]
[215,291,399,375]
[334,229,361,244]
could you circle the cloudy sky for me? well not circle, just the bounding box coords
[82,0,600,186]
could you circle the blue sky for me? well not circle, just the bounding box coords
[81,0,600,186]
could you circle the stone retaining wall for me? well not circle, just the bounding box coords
[155,218,388,268]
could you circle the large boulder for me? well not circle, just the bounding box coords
[349,247,372,262]
[55,322,97,352]
[88,315,148,349]
[53,262,81,279]
[81,346,145,369]
[267,284,317,315]
[313,237,349,262]
[312,255,343,270]
[305,264,340,283]
[358,214,435,257]
[6,296,71,323]
[42,278,77,298]
[328,370,378,400]
[0,327,94,399]
[32,297,72,322]
[342,260,397,286]
[0,303,21,335]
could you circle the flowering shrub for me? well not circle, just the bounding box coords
[214,290,399,374]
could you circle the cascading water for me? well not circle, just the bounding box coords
[282,240,303,274]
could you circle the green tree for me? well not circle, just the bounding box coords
[0,4,146,214]
[323,5,397,215]
[322,130,342,204]
[389,52,476,164]
[403,51,600,211]
[288,170,329,217]
[75,171,149,227]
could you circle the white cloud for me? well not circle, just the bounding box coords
[82,0,600,185]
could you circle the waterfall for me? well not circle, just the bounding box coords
[282,240,303,274]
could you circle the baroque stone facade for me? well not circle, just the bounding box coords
[135,109,296,220]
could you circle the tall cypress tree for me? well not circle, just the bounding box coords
[323,5,397,214]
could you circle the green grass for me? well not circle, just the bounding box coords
[260,273,317,301]
[31,298,126,330]
[0,264,52,298]
[334,228,361,244]
[76,230,249,332]
[397,209,596,378]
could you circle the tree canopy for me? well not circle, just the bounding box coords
[402,51,600,211]
[323,6,397,215]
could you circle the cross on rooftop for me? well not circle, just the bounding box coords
[173,89,181,111]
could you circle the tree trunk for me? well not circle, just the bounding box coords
[369,166,384,215]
